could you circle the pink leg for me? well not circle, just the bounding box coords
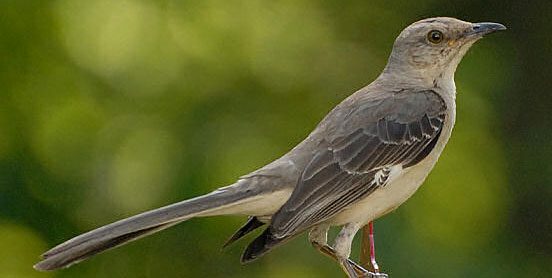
[368,221,380,273]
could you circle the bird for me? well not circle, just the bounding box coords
[34,17,506,277]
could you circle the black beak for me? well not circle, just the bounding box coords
[469,22,507,36]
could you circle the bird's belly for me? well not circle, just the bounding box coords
[329,148,444,226]
[329,165,427,226]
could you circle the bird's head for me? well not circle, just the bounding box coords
[383,17,506,88]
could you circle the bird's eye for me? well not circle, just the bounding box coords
[427,30,444,44]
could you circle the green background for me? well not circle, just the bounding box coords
[1,1,550,277]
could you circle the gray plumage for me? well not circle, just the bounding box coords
[34,17,505,277]
[269,90,446,238]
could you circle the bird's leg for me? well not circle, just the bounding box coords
[368,221,380,273]
[334,224,388,278]
[309,225,367,276]
[335,223,365,278]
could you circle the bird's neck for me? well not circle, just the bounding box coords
[377,65,457,97]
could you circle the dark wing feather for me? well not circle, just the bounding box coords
[269,90,447,239]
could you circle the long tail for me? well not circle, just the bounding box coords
[34,183,259,271]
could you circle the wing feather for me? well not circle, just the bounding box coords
[269,90,447,239]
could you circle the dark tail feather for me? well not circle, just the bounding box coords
[35,183,256,271]
[35,221,178,271]
[223,217,265,249]
[240,228,284,264]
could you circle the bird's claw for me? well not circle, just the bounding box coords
[311,241,389,278]
[362,272,388,278]
[340,258,389,278]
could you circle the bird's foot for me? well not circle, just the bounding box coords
[362,272,388,278]
[312,242,367,275]
[339,258,389,278]
[311,241,389,278]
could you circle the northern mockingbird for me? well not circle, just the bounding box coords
[34,17,505,278]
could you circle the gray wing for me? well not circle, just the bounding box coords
[270,90,447,238]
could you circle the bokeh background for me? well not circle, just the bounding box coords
[1,1,550,277]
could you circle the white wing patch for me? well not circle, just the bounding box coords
[374,167,391,187]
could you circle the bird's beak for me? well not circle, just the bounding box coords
[468,22,507,36]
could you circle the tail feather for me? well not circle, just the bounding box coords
[240,228,288,264]
[35,183,256,271]
[35,222,178,271]
[223,216,265,248]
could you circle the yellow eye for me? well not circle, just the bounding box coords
[427,30,444,44]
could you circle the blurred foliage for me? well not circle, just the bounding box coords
[1,0,550,277]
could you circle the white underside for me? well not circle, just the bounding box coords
[329,162,433,226]
[197,190,291,218]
